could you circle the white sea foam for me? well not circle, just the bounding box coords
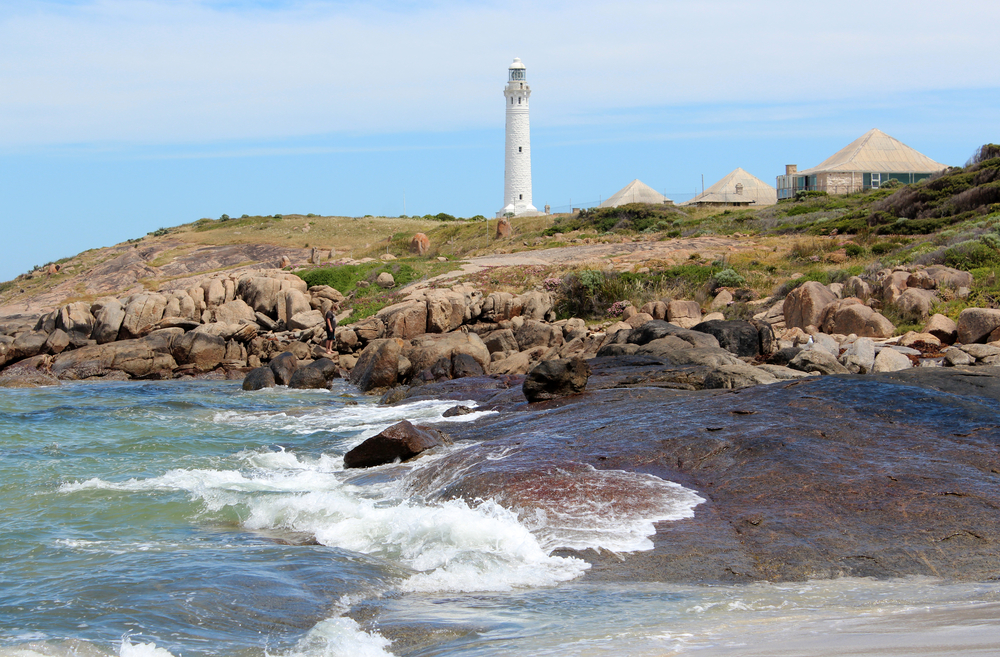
[59,446,589,593]
[513,466,706,553]
[211,398,496,440]
[271,617,393,657]
[118,639,175,657]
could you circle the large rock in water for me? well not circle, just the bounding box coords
[350,338,404,392]
[52,338,177,380]
[522,357,591,402]
[404,368,1000,583]
[242,366,276,390]
[343,420,447,468]
[269,351,298,386]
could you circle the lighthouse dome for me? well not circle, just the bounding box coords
[509,57,525,69]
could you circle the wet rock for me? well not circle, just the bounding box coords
[350,338,404,392]
[408,370,1000,583]
[691,320,760,358]
[523,357,591,402]
[343,420,446,468]
[242,366,276,390]
[288,358,337,389]
[443,405,475,417]
[269,351,299,386]
[0,356,61,387]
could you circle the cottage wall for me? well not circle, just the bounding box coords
[819,172,861,195]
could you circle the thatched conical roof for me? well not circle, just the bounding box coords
[681,168,776,207]
[600,179,672,208]
[799,129,947,175]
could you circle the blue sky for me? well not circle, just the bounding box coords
[2,0,999,282]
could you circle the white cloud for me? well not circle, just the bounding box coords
[1,0,998,146]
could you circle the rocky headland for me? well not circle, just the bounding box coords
[3,237,1000,583]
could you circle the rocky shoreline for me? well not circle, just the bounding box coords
[3,259,1000,584]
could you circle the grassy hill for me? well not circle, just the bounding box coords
[4,144,999,331]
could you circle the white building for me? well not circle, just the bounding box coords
[498,58,541,217]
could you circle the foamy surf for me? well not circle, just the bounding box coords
[211,397,497,440]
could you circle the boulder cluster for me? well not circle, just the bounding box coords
[3,261,999,392]
[0,270,346,385]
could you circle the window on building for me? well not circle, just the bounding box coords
[871,173,881,189]
[518,146,522,153]
[518,97,521,104]
[519,194,523,200]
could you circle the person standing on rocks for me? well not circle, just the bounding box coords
[324,303,340,355]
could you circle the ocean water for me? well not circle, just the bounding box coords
[1,380,999,656]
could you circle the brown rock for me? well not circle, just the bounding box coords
[425,289,466,334]
[957,308,1000,344]
[349,338,405,392]
[515,319,564,351]
[895,287,938,322]
[212,299,256,325]
[56,301,96,338]
[242,366,276,390]
[625,312,654,328]
[119,293,167,340]
[924,265,973,290]
[343,420,447,468]
[91,298,126,344]
[496,217,513,239]
[409,233,430,256]
[784,281,837,331]
[667,300,702,328]
[639,300,668,320]
[52,338,177,380]
[45,329,71,355]
[172,331,227,371]
[405,332,490,383]
[821,298,895,338]
[352,317,385,343]
[377,300,428,340]
[925,314,958,345]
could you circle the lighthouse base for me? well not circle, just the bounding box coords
[496,203,543,219]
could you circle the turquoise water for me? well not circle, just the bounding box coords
[2,381,1000,657]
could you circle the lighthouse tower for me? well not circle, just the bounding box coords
[499,58,539,217]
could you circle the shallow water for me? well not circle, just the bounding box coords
[1,380,998,656]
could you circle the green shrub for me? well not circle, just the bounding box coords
[870,242,896,255]
[844,244,865,257]
[713,268,746,288]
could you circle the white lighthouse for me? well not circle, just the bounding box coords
[499,58,540,217]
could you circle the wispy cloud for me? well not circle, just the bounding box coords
[2,0,999,147]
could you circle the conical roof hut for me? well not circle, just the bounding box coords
[681,168,776,207]
[600,179,673,208]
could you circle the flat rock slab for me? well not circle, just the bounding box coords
[406,367,1000,583]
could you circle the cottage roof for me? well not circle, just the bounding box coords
[599,179,672,208]
[798,129,948,175]
[680,168,777,207]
